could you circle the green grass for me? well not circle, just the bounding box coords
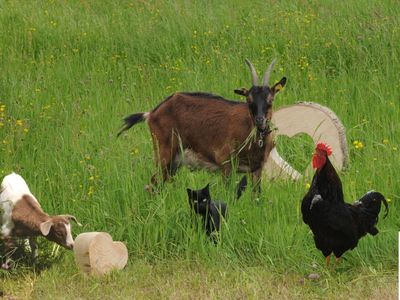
[0,0,399,299]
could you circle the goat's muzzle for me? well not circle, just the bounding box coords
[257,120,273,138]
[255,117,266,129]
[63,243,74,250]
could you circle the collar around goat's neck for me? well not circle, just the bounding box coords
[257,125,272,137]
[255,121,272,148]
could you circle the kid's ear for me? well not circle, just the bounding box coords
[204,183,210,190]
[234,88,249,97]
[61,214,82,227]
[187,188,192,196]
[271,77,287,94]
[40,220,53,236]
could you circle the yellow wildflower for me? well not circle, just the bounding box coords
[16,119,23,126]
[88,186,94,196]
[353,140,364,149]
[305,183,311,189]
[382,139,389,144]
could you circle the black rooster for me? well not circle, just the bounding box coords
[301,142,388,266]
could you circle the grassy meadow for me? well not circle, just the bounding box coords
[0,0,399,299]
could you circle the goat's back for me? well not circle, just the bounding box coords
[148,93,251,147]
[0,173,40,237]
[151,92,244,118]
[1,173,35,204]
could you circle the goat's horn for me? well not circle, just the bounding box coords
[245,59,258,86]
[262,59,277,87]
[62,214,82,227]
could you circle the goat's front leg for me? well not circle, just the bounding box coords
[251,136,273,198]
[251,168,262,198]
[1,236,16,269]
[236,175,248,199]
[29,237,38,259]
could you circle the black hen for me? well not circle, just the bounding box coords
[301,142,388,265]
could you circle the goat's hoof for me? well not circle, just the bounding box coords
[144,184,157,194]
[144,184,152,192]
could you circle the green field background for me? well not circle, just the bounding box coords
[0,1,399,299]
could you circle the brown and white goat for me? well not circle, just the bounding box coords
[118,59,286,191]
[0,172,81,268]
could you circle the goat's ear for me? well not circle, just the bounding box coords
[187,188,192,197]
[234,88,249,97]
[40,220,53,236]
[271,77,287,94]
[63,214,82,227]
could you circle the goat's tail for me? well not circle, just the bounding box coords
[117,112,149,137]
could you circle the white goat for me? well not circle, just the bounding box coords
[0,172,81,269]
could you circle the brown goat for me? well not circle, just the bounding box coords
[118,59,286,191]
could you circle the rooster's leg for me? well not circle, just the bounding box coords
[325,255,331,266]
[334,257,341,267]
[331,257,341,270]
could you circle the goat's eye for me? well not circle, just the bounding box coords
[202,199,207,202]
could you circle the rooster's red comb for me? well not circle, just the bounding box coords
[316,142,332,156]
